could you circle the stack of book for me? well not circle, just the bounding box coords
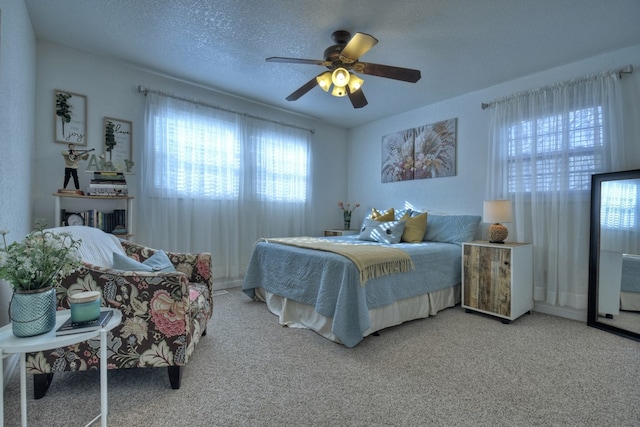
[88,172,128,196]
[56,310,114,336]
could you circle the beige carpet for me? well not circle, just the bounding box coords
[3,287,639,426]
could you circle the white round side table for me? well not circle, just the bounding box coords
[0,308,122,427]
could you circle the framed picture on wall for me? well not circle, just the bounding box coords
[54,89,87,145]
[104,117,133,173]
[381,117,457,183]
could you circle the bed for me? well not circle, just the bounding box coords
[620,254,640,311]
[242,211,481,347]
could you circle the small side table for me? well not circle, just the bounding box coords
[324,229,359,237]
[462,241,533,323]
[0,308,122,427]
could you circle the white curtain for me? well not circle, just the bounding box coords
[137,93,313,280]
[487,72,625,309]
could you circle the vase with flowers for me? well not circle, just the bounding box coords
[0,220,82,337]
[338,201,360,230]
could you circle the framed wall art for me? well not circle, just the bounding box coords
[381,118,457,183]
[104,117,133,173]
[54,89,87,145]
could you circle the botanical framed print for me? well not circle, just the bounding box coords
[381,129,415,183]
[54,90,87,145]
[104,117,133,173]
[381,118,457,182]
[413,118,457,179]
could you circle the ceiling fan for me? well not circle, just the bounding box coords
[266,30,421,109]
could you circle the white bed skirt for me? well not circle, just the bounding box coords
[254,284,461,345]
[620,291,640,311]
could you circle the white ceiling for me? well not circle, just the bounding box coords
[24,0,640,128]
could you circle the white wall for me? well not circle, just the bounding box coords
[32,42,350,241]
[348,44,640,319]
[0,0,37,327]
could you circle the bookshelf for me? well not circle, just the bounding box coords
[53,193,134,239]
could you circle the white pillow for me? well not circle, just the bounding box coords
[358,219,406,244]
[46,226,125,268]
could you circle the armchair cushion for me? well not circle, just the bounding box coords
[112,250,176,272]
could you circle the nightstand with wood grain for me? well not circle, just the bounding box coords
[324,229,359,237]
[462,241,533,323]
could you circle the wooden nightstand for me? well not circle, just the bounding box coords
[462,241,533,323]
[324,229,359,237]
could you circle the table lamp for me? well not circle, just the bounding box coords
[483,200,513,243]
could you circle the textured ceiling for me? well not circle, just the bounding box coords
[24,0,640,128]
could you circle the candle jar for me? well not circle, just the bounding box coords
[69,291,101,323]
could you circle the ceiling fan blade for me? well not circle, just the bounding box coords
[266,57,328,66]
[339,32,378,63]
[285,75,320,101]
[356,62,421,83]
[347,86,368,109]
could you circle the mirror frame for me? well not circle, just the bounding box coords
[587,169,640,342]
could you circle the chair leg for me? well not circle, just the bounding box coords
[33,373,54,399]
[168,366,182,389]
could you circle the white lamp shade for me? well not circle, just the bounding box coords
[483,200,513,223]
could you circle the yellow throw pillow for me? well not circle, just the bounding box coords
[400,212,428,243]
[371,208,395,221]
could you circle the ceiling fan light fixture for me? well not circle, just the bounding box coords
[269,30,421,108]
[331,67,350,87]
[331,85,347,97]
[347,74,364,92]
[316,71,332,92]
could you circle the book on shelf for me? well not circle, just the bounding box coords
[93,171,126,182]
[88,172,128,196]
[56,310,114,336]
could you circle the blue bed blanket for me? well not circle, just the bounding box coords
[622,254,640,293]
[242,236,461,347]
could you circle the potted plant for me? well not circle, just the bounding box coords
[105,120,116,160]
[0,220,82,337]
[338,201,360,230]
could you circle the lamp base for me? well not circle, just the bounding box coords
[487,223,508,244]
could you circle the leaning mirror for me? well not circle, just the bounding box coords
[588,169,640,341]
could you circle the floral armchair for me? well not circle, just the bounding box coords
[26,226,213,398]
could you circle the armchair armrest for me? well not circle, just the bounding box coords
[120,240,213,310]
[56,263,191,320]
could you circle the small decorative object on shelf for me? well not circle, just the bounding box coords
[0,221,82,337]
[60,144,95,194]
[338,201,360,230]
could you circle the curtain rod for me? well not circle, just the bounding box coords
[480,64,634,110]
[137,85,315,134]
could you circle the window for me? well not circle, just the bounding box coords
[253,131,308,202]
[152,110,308,202]
[601,180,638,230]
[506,106,603,193]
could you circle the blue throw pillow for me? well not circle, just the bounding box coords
[423,215,481,244]
[358,218,406,244]
[112,250,176,272]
